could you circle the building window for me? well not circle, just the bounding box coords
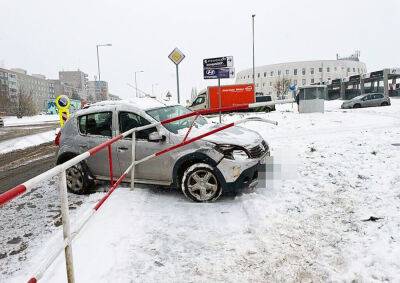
[285,70,289,75]
[257,73,260,78]
[256,83,259,87]
[327,67,330,72]
[302,79,306,85]
[302,68,306,75]
[311,78,315,84]
[270,71,274,76]
[353,68,356,72]
[278,70,281,76]
[294,69,298,75]
[319,67,323,72]
[310,68,314,75]
[269,82,272,86]
[293,79,297,85]
[248,75,250,78]
[263,83,265,87]
[334,67,337,71]
[347,68,350,72]
[264,72,266,77]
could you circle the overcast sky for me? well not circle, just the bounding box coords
[1,0,398,102]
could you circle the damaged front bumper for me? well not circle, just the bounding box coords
[216,151,270,192]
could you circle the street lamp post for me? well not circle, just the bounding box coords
[96,43,112,82]
[152,83,158,98]
[134,71,144,98]
[252,14,256,88]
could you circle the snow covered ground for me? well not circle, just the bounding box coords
[2,99,400,282]
[3,115,58,127]
[0,130,57,154]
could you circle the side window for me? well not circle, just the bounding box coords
[78,112,112,137]
[118,112,156,140]
[192,96,205,106]
[373,94,383,99]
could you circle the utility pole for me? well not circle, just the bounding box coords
[134,70,144,98]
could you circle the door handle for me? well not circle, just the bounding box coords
[117,146,129,152]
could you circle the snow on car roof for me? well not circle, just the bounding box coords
[87,97,167,110]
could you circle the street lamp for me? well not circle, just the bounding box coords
[152,83,158,98]
[251,14,256,88]
[134,70,144,98]
[96,43,112,82]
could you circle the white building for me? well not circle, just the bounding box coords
[236,58,367,99]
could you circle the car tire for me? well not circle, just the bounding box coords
[353,104,361,108]
[381,102,389,106]
[66,162,91,194]
[181,163,222,202]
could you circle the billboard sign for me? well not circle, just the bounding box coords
[203,67,235,80]
[203,56,233,68]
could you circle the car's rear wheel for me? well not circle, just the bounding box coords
[181,163,222,202]
[353,103,361,108]
[66,162,91,194]
[381,101,389,106]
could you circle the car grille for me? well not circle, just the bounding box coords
[248,140,269,158]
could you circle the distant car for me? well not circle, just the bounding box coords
[0,117,3,128]
[341,93,391,109]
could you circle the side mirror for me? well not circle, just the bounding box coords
[148,131,165,142]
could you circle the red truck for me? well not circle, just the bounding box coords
[188,83,275,112]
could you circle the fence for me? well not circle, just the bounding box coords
[0,101,283,283]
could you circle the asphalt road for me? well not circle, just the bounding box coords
[0,142,57,194]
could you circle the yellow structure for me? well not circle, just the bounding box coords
[55,95,71,127]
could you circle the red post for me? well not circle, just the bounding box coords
[107,144,114,186]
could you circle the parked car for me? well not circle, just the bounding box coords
[341,93,391,109]
[0,117,3,128]
[56,100,270,202]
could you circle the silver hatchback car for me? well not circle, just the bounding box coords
[341,93,391,109]
[56,100,269,202]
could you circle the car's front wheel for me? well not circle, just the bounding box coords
[353,103,361,108]
[66,162,91,194]
[381,101,389,106]
[181,163,222,202]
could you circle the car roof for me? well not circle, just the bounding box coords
[76,97,171,116]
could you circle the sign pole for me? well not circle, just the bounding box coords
[168,47,185,105]
[176,64,180,104]
[218,78,221,123]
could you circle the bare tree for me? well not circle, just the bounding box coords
[273,77,291,99]
[0,88,12,114]
[16,87,37,118]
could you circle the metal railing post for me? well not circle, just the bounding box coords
[59,169,75,283]
[130,132,136,190]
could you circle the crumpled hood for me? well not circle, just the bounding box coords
[177,123,263,148]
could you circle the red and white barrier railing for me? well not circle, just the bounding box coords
[0,102,281,283]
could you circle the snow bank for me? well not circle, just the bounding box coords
[3,115,58,127]
[0,130,57,154]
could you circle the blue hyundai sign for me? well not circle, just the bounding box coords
[203,67,235,79]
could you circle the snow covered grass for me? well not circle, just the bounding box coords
[0,130,57,154]
[3,115,58,127]
[2,99,400,282]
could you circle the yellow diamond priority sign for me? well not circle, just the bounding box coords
[168,47,185,65]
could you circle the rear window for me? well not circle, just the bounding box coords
[78,112,112,137]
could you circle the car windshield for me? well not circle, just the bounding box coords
[146,105,208,134]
